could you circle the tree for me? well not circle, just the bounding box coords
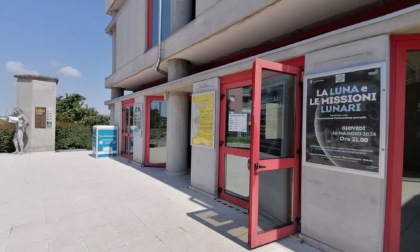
[56,93,109,127]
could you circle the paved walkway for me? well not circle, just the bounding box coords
[0,151,320,252]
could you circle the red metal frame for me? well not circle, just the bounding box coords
[144,96,165,167]
[218,72,253,209]
[248,59,302,248]
[218,57,304,210]
[121,99,134,160]
[384,34,420,252]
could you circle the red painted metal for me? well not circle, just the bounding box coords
[144,96,165,167]
[248,58,302,248]
[121,99,135,160]
[218,76,252,209]
[146,0,153,50]
[385,34,420,252]
[218,57,304,213]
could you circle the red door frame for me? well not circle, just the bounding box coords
[218,71,253,209]
[248,58,302,248]
[218,57,304,210]
[384,34,420,252]
[144,96,166,167]
[121,99,135,160]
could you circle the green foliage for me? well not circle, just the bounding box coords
[56,93,109,127]
[54,93,109,150]
[0,121,14,153]
[55,123,92,150]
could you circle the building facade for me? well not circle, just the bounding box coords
[104,0,420,251]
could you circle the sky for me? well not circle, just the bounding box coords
[0,1,112,115]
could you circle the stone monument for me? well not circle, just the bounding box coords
[13,75,59,152]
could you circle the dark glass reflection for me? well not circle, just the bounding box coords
[260,70,295,159]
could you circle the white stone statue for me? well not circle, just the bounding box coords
[9,107,29,154]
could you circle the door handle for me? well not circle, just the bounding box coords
[254,163,266,170]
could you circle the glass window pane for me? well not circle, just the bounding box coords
[225,154,249,200]
[260,70,295,159]
[258,168,292,232]
[149,100,167,163]
[226,86,251,148]
[152,0,171,47]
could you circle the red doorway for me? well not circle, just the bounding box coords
[218,57,304,248]
[385,34,420,252]
[121,99,134,160]
[144,96,167,167]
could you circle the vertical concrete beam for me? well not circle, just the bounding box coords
[166,58,190,175]
[170,0,194,34]
[166,91,189,176]
[168,58,190,82]
[111,87,124,99]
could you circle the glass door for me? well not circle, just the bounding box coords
[248,59,301,248]
[386,35,420,252]
[122,99,134,160]
[219,76,252,208]
[145,96,167,167]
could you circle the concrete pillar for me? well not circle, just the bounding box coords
[170,0,194,34]
[166,58,190,176]
[168,58,190,82]
[14,75,58,152]
[111,87,124,99]
[166,91,189,176]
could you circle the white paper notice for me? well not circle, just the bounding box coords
[228,114,247,132]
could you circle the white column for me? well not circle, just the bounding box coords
[165,91,189,176]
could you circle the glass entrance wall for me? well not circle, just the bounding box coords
[122,102,134,158]
[401,50,420,251]
[147,99,167,164]
[258,168,292,232]
[223,86,252,201]
[259,70,295,160]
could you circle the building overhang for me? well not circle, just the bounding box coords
[105,5,420,105]
[105,1,420,91]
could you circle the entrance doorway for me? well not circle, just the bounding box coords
[218,58,303,248]
[386,35,420,252]
[121,99,134,160]
[144,96,167,167]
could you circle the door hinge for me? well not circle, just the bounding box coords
[219,140,225,146]
[254,163,266,170]
[297,149,302,156]
[217,187,222,195]
[220,94,225,100]
[247,159,251,171]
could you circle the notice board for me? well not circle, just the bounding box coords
[303,63,386,178]
[191,91,215,148]
[35,107,46,128]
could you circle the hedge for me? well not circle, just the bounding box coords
[55,123,92,150]
[0,122,15,153]
[0,122,93,152]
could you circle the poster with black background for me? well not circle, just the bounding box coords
[305,66,382,174]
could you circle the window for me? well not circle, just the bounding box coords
[147,0,171,49]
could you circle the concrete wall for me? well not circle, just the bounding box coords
[301,35,389,252]
[190,78,220,195]
[16,78,56,152]
[195,0,219,17]
[115,0,146,70]
[133,96,145,164]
